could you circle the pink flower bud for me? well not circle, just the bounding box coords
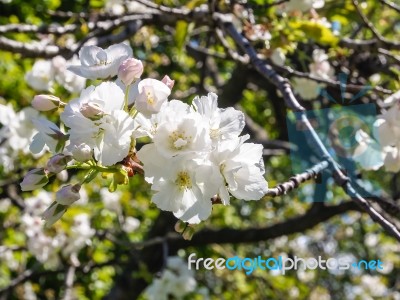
[20,168,49,191]
[32,95,61,111]
[80,102,104,119]
[161,75,175,90]
[46,154,72,173]
[56,184,81,205]
[118,58,144,86]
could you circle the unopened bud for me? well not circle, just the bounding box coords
[46,154,72,173]
[42,201,67,227]
[56,184,81,205]
[71,143,92,162]
[32,95,61,111]
[118,58,144,86]
[161,75,175,90]
[80,102,104,119]
[20,168,48,191]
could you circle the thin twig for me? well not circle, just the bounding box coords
[380,0,400,13]
[353,0,400,49]
[274,64,393,95]
[265,161,329,197]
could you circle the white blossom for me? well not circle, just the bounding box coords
[211,135,268,204]
[30,118,65,154]
[353,130,384,171]
[271,48,286,66]
[0,104,39,153]
[152,110,211,158]
[52,55,86,94]
[100,187,122,213]
[68,43,133,80]
[105,0,150,15]
[374,104,400,147]
[144,256,197,300]
[62,82,138,165]
[137,149,223,224]
[353,100,400,172]
[135,78,171,116]
[192,92,245,143]
[63,214,95,259]
[25,60,54,91]
[309,49,334,80]
[291,77,321,100]
[122,216,140,233]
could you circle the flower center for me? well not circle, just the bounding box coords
[175,171,192,190]
[96,51,109,66]
[210,128,220,139]
[169,131,191,150]
[146,91,154,105]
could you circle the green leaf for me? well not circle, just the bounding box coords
[174,20,194,58]
[289,20,339,46]
[175,21,189,51]
[185,0,206,9]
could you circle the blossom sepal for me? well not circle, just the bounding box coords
[20,168,49,191]
[47,154,72,173]
[42,201,68,227]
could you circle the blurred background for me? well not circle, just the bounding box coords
[0,0,400,299]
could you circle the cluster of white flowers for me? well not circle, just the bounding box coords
[100,187,141,233]
[0,104,39,171]
[353,92,400,172]
[137,92,268,223]
[26,55,86,94]
[144,256,208,300]
[20,190,95,268]
[292,49,334,100]
[20,41,268,227]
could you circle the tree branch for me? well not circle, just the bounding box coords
[265,161,329,197]
[214,12,400,242]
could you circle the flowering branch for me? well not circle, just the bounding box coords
[273,64,393,95]
[215,12,400,241]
